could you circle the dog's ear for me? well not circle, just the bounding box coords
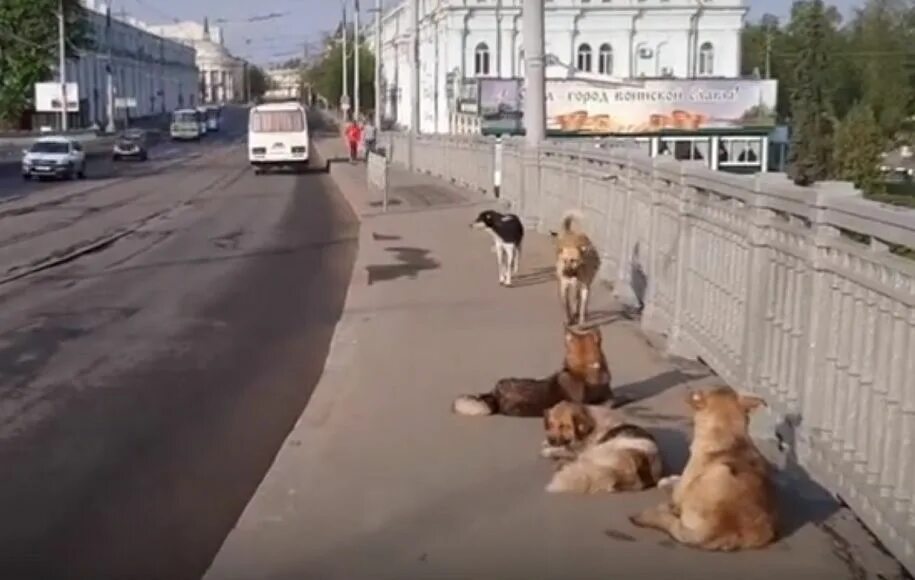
[687,389,707,410]
[573,407,595,439]
[543,408,552,431]
[738,394,767,414]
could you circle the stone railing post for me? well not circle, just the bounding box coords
[666,164,699,360]
[521,145,542,228]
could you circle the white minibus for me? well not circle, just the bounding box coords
[248,101,309,174]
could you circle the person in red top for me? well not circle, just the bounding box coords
[345,119,363,163]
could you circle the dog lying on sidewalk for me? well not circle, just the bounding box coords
[452,326,613,417]
[630,386,778,551]
[540,402,662,494]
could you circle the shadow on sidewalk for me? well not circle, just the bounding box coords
[510,266,555,288]
[614,369,708,408]
[366,246,440,285]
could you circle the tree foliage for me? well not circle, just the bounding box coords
[834,102,886,194]
[247,65,270,100]
[0,0,93,128]
[745,0,915,190]
[786,0,836,186]
[305,34,375,118]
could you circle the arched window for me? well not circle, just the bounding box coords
[474,42,490,76]
[598,43,613,75]
[576,43,592,72]
[699,42,714,76]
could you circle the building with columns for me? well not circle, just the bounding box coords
[145,19,246,105]
[55,1,198,129]
[367,0,747,134]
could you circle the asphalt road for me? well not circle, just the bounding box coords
[0,108,359,579]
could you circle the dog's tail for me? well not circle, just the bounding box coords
[452,393,499,416]
[560,209,584,236]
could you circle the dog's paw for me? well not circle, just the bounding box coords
[657,476,680,490]
[629,514,648,528]
[545,479,566,494]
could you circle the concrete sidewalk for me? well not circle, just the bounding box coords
[203,137,880,580]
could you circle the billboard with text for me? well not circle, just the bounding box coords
[546,78,777,135]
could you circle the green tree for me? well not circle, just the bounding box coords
[834,102,886,194]
[0,0,93,128]
[849,0,912,139]
[787,0,837,186]
[246,64,270,100]
[305,34,375,117]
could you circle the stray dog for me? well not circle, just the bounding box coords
[630,386,777,551]
[471,210,524,287]
[553,210,601,326]
[453,326,612,417]
[541,402,662,494]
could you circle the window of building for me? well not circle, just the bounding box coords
[474,42,490,76]
[659,137,710,163]
[598,43,613,75]
[576,43,592,72]
[699,42,714,76]
[719,138,762,166]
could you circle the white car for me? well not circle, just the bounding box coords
[22,137,87,181]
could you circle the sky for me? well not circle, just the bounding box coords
[119,0,865,66]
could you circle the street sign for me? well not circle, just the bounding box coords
[34,82,79,113]
[115,97,137,109]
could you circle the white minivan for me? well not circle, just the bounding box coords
[248,101,309,174]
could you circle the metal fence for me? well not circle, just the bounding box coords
[380,131,915,574]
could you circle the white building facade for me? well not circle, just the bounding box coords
[368,0,747,134]
[145,20,246,105]
[63,1,198,128]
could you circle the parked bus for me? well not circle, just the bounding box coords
[204,105,222,132]
[170,109,202,141]
[196,106,209,135]
[248,101,309,174]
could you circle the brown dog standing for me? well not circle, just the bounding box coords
[630,386,777,551]
[554,211,601,327]
[452,327,612,417]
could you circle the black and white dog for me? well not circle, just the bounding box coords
[471,210,525,286]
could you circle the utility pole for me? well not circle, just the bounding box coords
[374,0,382,130]
[58,0,68,131]
[764,26,772,79]
[354,0,361,121]
[342,3,350,120]
[411,0,419,134]
[522,0,545,146]
[105,3,115,133]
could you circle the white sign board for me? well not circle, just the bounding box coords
[34,82,80,113]
[115,97,137,109]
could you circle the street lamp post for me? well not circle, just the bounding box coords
[58,0,68,131]
[374,0,382,131]
[408,0,420,169]
[354,0,361,121]
[342,3,350,121]
[522,0,545,146]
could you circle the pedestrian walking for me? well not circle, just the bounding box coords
[345,119,363,163]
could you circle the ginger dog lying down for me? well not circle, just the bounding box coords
[541,402,662,494]
[630,386,778,551]
[453,326,612,417]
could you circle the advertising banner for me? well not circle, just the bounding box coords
[479,78,523,133]
[545,78,778,135]
[34,82,80,113]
